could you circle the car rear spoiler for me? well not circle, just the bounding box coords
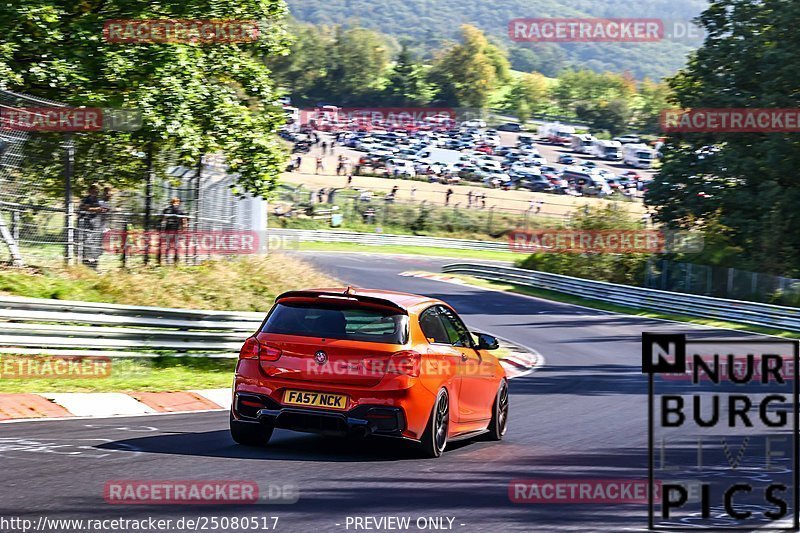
[275,290,408,314]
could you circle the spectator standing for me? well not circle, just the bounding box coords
[468,190,473,207]
[160,197,186,265]
[316,156,324,175]
[445,188,454,206]
[78,184,106,268]
[481,193,487,209]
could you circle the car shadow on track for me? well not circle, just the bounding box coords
[97,429,476,462]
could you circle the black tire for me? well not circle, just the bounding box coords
[419,388,450,458]
[483,380,509,441]
[230,414,274,447]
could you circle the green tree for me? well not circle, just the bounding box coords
[503,73,550,121]
[0,0,291,198]
[633,79,672,133]
[551,70,635,117]
[383,44,434,105]
[575,98,633,136]
[647,0,800,275]
[428,25,507,109]
[324,26,390,104]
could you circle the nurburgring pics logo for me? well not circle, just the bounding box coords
[643,333,800,530]
[508,229,704,254]
[103,20,260,44]
[661,108,800,133]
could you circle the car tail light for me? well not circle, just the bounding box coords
[259,345,282,362]
[388,350,421,377]
[239,338,282,361]
[239,337,260,360]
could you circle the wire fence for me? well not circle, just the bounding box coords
[0,89,266,270]
[644,259,800,306]
[267,183,579,238]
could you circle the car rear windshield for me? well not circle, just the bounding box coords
[262,301,408,344]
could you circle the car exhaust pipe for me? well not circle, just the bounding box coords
[351,426,370,438]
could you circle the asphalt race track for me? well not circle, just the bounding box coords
[1,252,770,532]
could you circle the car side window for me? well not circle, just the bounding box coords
[419,307,451,344]
[438,307,472,348]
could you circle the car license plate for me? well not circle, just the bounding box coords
[283,390,347,410]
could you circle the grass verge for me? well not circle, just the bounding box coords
[298,241,517,262]
[0,356,236,394]
[0,254,336,311]
[448,274,798,339]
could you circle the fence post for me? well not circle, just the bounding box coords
[63,133,75,266]
[727,267,734,295]
[685,262,692,293]
[11,211,19,241]
[143,142,153,265]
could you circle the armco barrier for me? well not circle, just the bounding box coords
[441,263,800,333]
[0,295,264,358]
[269,228,510,252]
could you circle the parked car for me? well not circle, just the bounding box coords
[385,159,417,178]
[497,123,522,132]
[558,154,576,165]
[613,134,642,145]
[230,288,508,457]
[461,119,487,128]
[517,175,554,192]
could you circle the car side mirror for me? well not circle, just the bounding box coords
[475,333,499,351]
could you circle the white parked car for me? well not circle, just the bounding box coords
[461,119,487,129]
[480,159,503,171]
[385,159,417,178]
[478,167,510,187]
[483,134,501,147]
[510,162,542,175]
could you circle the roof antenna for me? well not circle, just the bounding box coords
[344,286,355,295]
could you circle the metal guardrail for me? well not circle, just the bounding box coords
[441,263,800,333]
[270,228,510,252]
[0,295,264,357]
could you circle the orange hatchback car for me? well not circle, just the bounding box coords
[230,288,508,457]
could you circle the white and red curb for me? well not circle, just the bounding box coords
[0,389,231,422]
[0,347,541,422]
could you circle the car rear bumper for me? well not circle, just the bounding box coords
[233,392,408,439]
